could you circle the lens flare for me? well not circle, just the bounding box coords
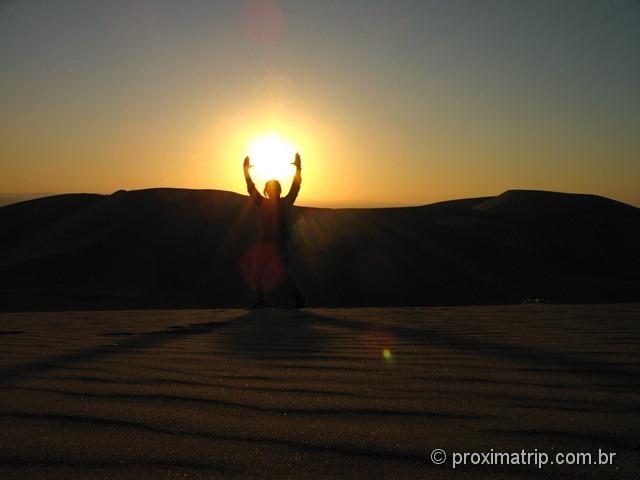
[240,243,284,292]
[382,348,393,362]
[360,326,397,364]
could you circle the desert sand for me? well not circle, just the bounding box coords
[1,305,638,479]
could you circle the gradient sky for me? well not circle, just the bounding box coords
[1,0,639,207]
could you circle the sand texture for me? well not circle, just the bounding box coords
[1,305,639,479]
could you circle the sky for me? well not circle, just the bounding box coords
[1,0,639,207]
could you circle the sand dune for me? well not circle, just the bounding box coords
[1,305,638,478]
[1,188,639,310]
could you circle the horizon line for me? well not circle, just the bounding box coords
[0,188,638,210]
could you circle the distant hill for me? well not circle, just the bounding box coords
[0,193,57,208]
[1,188,639,310]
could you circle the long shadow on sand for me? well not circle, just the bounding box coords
[299,310,640,382]
[1,308,638,386]
[224,309,329,359]
[0,314,234,384]
[225,309,640,384]
[0,309,337,384]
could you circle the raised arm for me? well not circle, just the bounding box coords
[285,153,302,205]
[244,156,263,205]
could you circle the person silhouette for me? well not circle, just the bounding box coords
[244,153,305,308]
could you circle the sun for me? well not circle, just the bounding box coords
[246,133,298,183]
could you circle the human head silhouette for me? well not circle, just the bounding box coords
[263,179,282,199]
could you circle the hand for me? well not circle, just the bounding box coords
[291,153,301,169]
[243,156,253,169]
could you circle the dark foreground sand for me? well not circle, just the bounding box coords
[1,305,638,479]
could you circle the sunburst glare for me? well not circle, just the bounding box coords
[246,133,298,184]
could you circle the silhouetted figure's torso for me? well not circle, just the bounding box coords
[247,172,300,246]
[258,198,291,244]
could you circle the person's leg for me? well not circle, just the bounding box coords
[251,244,267,307]
[278,245,305,307]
